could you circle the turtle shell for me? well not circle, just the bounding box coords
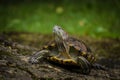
[66,37,96,63]
[42,37,95,64]
[66,37,91,52]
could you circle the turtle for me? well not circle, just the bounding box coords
[29,26,106,74]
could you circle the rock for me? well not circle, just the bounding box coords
[0,33,120,80]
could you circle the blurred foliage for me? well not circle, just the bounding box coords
[0,0,120,38]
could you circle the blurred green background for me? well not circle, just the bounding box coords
[1,0,120,38]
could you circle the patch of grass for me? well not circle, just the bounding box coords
[1,0,120,38]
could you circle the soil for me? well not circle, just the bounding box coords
[0,32,120,80]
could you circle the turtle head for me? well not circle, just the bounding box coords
[53,25,70,54]
[53,25,68,41]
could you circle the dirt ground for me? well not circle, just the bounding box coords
[0,32,120,80]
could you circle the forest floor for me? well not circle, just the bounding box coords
[0,32,120,80]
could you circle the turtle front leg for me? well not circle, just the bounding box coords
[29,50,50,64]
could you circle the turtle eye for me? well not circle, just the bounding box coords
[78,49,82,53]
[58,27,61,29]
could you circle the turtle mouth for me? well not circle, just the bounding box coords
[53,26,64,41]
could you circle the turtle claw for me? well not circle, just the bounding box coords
[77,56,91,74]
[29,50,50,64]
[92,63,108,71]
[29,58,39,64]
